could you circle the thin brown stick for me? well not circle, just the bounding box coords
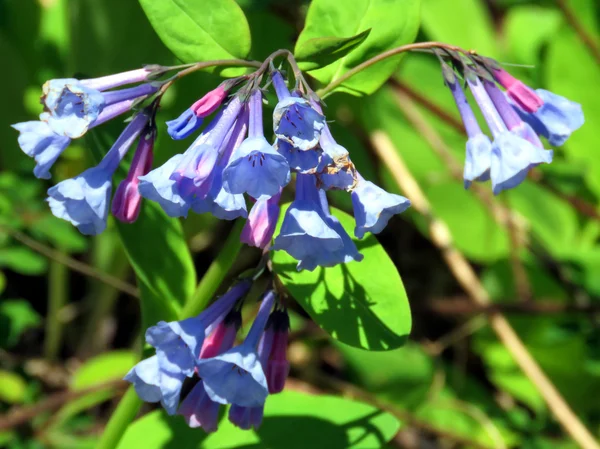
[3,228,139,298]
[429,297,600,315]
[556,0,600,65]
[370,130,600,449]
[0,379,127,431]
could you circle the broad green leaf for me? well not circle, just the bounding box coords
[0,369,27,404]
[296,0,421,96]
[0,299,41,349]
[29,215,88,254]
[118,391,401,449]
[272,206,411,351]
[295,29,372,71]
[71,351,137,390]
[138,0,251,66]
[420,0,498,58]
[0,246,48,275]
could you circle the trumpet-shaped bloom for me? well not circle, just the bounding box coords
[276,139,321,173]
[492,68,543,113]
[12,121,71,179]
[195,291,275,408]
[490,132,553,195]
[177,382,221,432]
[47,112,149,234]
[463,134,493,187]
[167,86,228,140]
[241,192,281,249]
[272,174,345,271]
[228,405,265,431]
[351,177,410,239]
[272,90,325,151]
[265,309,290,394]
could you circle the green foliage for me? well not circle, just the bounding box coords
[71,351,137,390]
[272,206,411,351]
[138,0,252,66]
[118,391,401,449]
[295,29,372,71]
[296,0,421,95]
[0,299,41,348]
[0,369,27,404]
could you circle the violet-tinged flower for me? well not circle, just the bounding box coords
[228,405,265,431]
[351,175,410,239]
[191,110,249,220]
[11,121,71,179]
[124,355,187,415]
[241,192,281,249]
[265,309,290,394]
[145,281,250,378]
[444,71,492,186]
[222,90,290,199]
[276,139,321,173]
[41,77,157,139]
[492,68,543,113]
[509,89,584,147]
[196,291,275,408]
[272,174,345,271]
[78,68,152,91]
[271,71,325,151]
[47,112,149,235]
[315,120,356,191]
[112,126,155,223]
[167,86,228,140]
[490,132,553,195]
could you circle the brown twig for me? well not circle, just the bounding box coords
[556,0,600,65]
[370,130,600,449]
[429,296,600,315]
[0,379,127,431]
[2,228,139,298]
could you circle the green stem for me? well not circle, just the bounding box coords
[181,220,245,318]
[94,387,142,449]
[316,41,468,98]
[45,258,69,360]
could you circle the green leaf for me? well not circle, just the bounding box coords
[295,0,421,96]
[0,246,48,275]
[272,206,411,350]
[295,29,372,71]
[71,351,137,390]
[116,201,196,327]
[0,299,41,349]
[118,391,401,449]
[420,0,498,58]
[0,370,27,404]
[138,0,251,66]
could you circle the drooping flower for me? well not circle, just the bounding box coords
[271,71,325,151]
[276,139,321,173]
[139,98,244,217]
[112,126,155,223]
[47,112,150,235]
[272,174,345,271]
[443,66,492,186]
[195,291,275,408]
[241,192,281,249]
[222,90,290,199]
[264,309,290,394]
[167,85,229,140]
[11,121,71,179]
[41,70,156,138]
[509,89,584,147]
[492,68,544,113]
[351,175,410,239]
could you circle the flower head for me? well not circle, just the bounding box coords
[492,68,544,113]
[264,309,290,394]
[276,139,321,173]
[167,86,228,140]
[315,119,356,191]
[12,121,71,179]
[463,134,493,187]
[351,176,410,239]
[228,405,265,431]
[47,112,149,234]
[241,192,281,249]
[195,291,275,408]
[177,382,221,432]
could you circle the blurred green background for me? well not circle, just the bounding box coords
[1,0,600,448]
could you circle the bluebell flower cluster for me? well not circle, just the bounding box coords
[126,283,292,432]
[443,62,584,194]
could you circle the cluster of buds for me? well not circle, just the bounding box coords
[441,55,584,194]
[124,281,291,432]
[13,60,411,272]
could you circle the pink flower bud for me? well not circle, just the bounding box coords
[191,86,228,118]
[112,128,154,223]
[199,312,240,359]
[493,69,543,113]
[241,191,281,249]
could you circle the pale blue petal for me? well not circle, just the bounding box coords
[273,97,325,151]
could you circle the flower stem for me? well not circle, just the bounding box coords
[182,219,245,318]
[316,41,469,98]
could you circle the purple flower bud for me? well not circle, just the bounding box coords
[241,192,281,249]
[191,85,228,117]
[492,68,543,113]
[112,127,155,223]
[265,310,290,394]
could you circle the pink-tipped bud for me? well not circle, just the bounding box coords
[266,310,290,394]
[112,128,155,223]
[241,192,281,249]
[199,311,241,359]
[191,86,228,118]
[493,69,543,113]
